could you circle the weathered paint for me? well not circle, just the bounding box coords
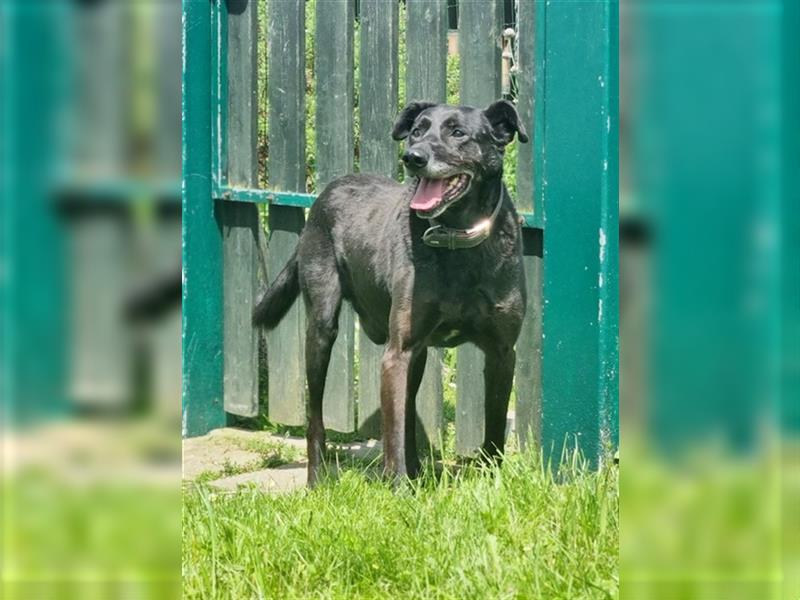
[222,0,262,418]
[182,0,226,437]
[316,0,355,433]
[540,0,619,465]
[513,0,542,449]
[265,0,307,427]
[358,0,399,438]
[456,0,503,455]
[406,0,449,450]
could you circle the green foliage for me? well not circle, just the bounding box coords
[503,139,518,200]
[446,54,460,105]
[305,0,317,192]
[183,447,619,599]
[398,1,407,107]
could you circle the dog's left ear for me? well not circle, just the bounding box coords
[392,101,436,141]
[484,100,529,145]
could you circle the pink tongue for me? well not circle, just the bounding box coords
[410,178,446,210]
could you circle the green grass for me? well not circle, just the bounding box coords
[183,447,619,599]
[3,472,180,600]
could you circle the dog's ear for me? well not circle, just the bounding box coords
[483,100,529,145]
[392,101,436,141]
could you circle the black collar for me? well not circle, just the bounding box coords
[420,188,506,250]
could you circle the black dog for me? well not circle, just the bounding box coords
[254,100,529,485]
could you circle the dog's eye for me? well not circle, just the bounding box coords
[452,128,465,138]
[411,127,422,138]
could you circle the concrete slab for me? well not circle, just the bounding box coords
[182,428,308,480]
[210,464,308,494]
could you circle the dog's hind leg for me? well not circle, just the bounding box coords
[404,348,427,477]
[301,260,343,487]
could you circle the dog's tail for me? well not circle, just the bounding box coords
[253,249,300,329]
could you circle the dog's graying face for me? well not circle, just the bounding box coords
[392,100,529,218]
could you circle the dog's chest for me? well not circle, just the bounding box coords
[426,283,498,342]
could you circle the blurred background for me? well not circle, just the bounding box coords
[2,1,181,598]
[1,0,798,599]
[619,1,798,599]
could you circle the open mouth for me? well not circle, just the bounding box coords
[410,173,472,218]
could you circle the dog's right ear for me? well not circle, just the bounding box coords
[392,101,436,141]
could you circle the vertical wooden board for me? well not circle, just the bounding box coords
[417,351,444,450]
[540,1,618,465]
[154,0,182,178]
[357,0,399,437]
[456,0,503,455]
[458,0,503,108]
[223,0,261,418]
[406,0,448,104]
[515,0,535,215]
[515,229,543,449]
[455,345,484,454]
[69,214,132,408]
[405,0,448,448]
[783,0,800,433]
[151,211,183,420]
[513,0,541,448]
[4,2,69,424]
[182,0,225,436]
[72,0,125,175]
[266,0,307,426]
[68,2,130,410]
[315,0,355,433]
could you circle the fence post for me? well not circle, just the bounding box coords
[182,0,225,436]
[2,1,68,424]
[539,0,619,465]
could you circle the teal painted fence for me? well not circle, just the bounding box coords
[2,1,182,426]
[182,0,619,466]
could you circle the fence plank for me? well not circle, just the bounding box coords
[69,213,132,408]
[406,0,449,449]
[316,0,355,432]
[266,0,307,426]
[456,0,503,455]
[357,0,399,437]
[223,0,262,418]
[406,0,448,104]
[69,2,131,410]
[513,0,542,448]
[515,229,543,448]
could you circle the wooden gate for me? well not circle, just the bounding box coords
[182,0,619,465]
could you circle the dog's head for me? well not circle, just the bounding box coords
[392,100,528,218]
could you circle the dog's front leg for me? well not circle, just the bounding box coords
[482,343,516,461]
[380,345,412,479]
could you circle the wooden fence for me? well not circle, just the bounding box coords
[182,0,619,465]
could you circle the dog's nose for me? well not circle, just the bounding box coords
[402,149,428,169]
